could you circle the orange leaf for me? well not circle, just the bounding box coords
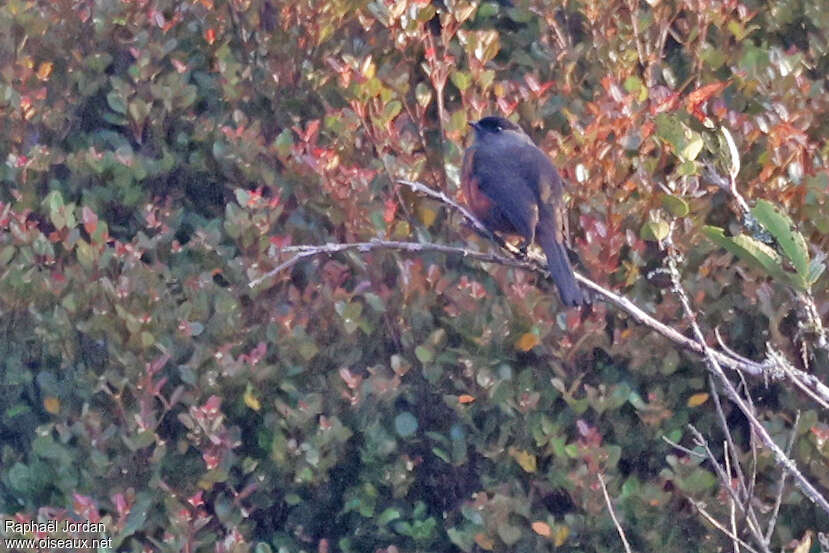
[553,524,570,546]
[508,447,537,473]
[514,332,540,352]
[531,521,551,537]
[686,81,729,111]
[687,393,709,407]
[458,394,476,404]
[474,533,494,551]
[82,206,98,235]
[36,62,53,81]
[43,396,60,414]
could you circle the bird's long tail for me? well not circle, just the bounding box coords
[536,217,586,307]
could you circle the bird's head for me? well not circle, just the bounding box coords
[469,116,530,144]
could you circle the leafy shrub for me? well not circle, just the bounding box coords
[0,1,826,552]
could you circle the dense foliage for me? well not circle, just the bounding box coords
[0,0,827,551]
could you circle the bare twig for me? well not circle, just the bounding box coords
[770,347,829,409]
[764,411,801,543]
[247,239,534,289]
[397,179,492,238]
[250,178,828,410]
[627,0,646,68]
[662,435,706,459]
[708,375,752,508]
[718,127,751,217]
[715,329,829,408]
[687,425,769,552]
[598,473,634,553]
[689,499,762,553]
[424,32,449,190]
[724,443,739,553]
[666,247,829,516]
[399,180,767,377]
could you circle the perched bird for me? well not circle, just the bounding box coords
[462,116,586,306]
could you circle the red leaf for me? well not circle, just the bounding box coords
[383,198,397,224]
[82,206,97,235]
[686,81,729,109]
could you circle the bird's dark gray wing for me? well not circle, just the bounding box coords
[472,141,542,241]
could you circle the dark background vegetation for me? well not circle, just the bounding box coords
[0,0,827,551]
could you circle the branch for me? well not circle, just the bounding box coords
[764,411,800,543]
[249,177,826,402]
[706,129,828,359]
[248,239,534,289]
[665,243,829,516]
[688,499,761,553]
[399,179,766,377]
[686,425,769,552]
[598,473,634,553]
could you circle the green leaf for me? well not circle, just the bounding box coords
[497,522,522,546]
[807,257,826,286]
[118,492,153,545]
[394,412,418,437]
[751,200,810,282]
[128,98,151,124]
[450,70,472,91]
[382,100,402,121]
[44,189,64,212]
[680,467,718,494]
[76,240,95,270]
[415,82,432,108]
[7,462,32,493]
[431,447,451,463]
[378,507,402,526]
[623,75,648,101]
[415,345,434,363]
[0,245,16,265]
[662,194,689,217]
[681,133,703,161]
[364,292,386,312]
[641,220,669,241]
[702,226,798,287]
[448,110,467,134]
[274,129,294,157]
[106,91,127,114]
[655,113,704,162]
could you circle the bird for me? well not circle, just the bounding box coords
[461,116,586,307]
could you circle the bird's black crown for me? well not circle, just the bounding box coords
[472,116,520,134]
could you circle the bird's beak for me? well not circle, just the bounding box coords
[468,121,480,131]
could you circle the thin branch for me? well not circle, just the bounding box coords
[687,425,769,552]
[662,435,706,459]
[627,0,646,68]
[250,179,820,385]
[764,411,800,543]
[724,442,740,553]
[398,180,766,377]
[598,473,634,553]
[248,239,534,289]
[709,372,765,544]
[575,267,763,376]
[708,131,828,359]
[666,247,829,516]
[708,375,752,507]
[689,499,762,553]
[715,326,829,409]
[397,179,492,238]
[772,347,829,409]
[250,178,828,407]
